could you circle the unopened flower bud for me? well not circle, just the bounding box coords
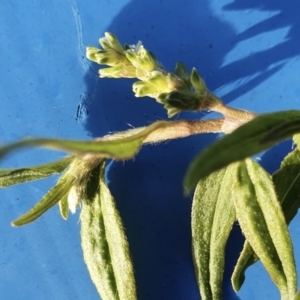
[86,45,130,66]
[136,47,157,72]
[124,50,140,69]
[86,47,103,63]
[99,65,137,78]
[132,71,171,98]
[99,32,124,53]
[190,68,207,95]
[163,103,181,118]
[174,62,191,88]
[132,81,158,97]
[147,71,169,91]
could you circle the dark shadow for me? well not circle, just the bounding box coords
[221,0,300,103]
[80,0,299,299]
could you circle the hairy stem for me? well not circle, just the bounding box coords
[143,119,224,143]
[204,92,258,121]
[98,119,224,145]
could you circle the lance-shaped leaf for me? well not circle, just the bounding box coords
[59,194,69,220]
[184,110,300,191]
[232,147,300,291]
[0,121,170,161]
[192,164,236,300]
[231,241,258,291]
[232,158,297,299]
[260,117,300,144]
[0,157,73,187]
[10,156,103,225]
[12,172,74,226]
[80,161,137,300]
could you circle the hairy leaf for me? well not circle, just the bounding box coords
[232,159,296,299]
[231,241,258,291]
[232,147,300,291]
[184,110,300,191]
[80,161,136,300]
[59,194,69,220]
[0,121,170,161]
[260,118,300,144]
[12,173,74,226]
[0,157,73,187]
[192,164,236,300]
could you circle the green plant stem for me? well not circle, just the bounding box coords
[143,119,224,143]
[96,119,224,146]
[200,92,258,133]
[205,92,257,121]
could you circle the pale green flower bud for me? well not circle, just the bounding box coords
[132,81,158,97]
[163,103,181,118]
[86,47,102,63]
[88,49,124,66]
[190,68,207,95]
[135,68,147,80]
[132,71,171,98]
[99,65,137,78]
[124,50,140,69]
[125,44,158,73]
[147,71,169,91]
[136,47,157,72]
[174,62,191,88]
[99,32,124,53]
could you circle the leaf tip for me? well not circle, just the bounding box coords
[11,220,19,227]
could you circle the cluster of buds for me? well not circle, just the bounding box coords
[86,33,216,117]
[86,32,159,79]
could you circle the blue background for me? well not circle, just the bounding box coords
[1,0,300,299]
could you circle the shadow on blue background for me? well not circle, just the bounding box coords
[221,0,300,104]
[79,0,300,299]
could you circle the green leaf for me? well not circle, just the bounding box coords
[233,148,300,291]
[231,241,258,291]
[80,161,137,300]
[232,158,297,299]
[59,194,69,220]
[184,110,300,191]
[0,157,73,187]
[192,164,236,300]
[260,117,300,144]
[0,121,170,161]
[273,148,300,225]
[12,173,74,226]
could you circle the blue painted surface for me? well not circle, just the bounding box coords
[0,0,300,299]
